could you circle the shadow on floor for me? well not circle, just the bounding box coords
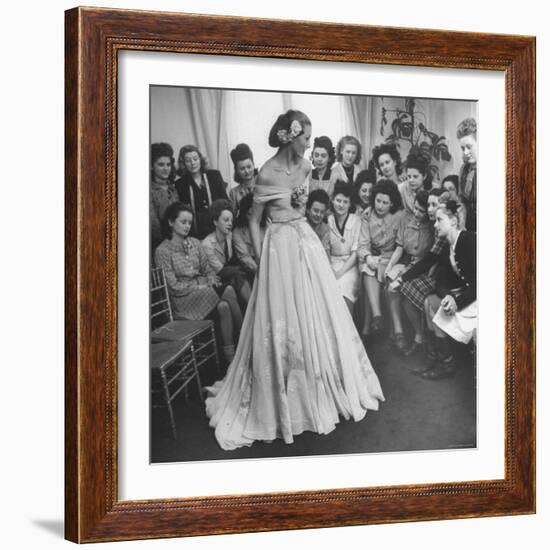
[31,519,65,539]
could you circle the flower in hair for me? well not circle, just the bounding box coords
[277,120,303,144]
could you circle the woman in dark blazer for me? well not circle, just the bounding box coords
[420,198,476,380]
[175,144,228,239]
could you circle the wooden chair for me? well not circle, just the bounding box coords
[150,267,220,373]
[151,339,203,439]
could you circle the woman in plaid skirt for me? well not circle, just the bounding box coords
[388,188,444,356]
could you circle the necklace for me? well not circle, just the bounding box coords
[335,213,350,242]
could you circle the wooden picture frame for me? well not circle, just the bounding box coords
[65,6,536,543]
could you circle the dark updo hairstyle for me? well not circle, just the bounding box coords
[161,202,193,239]
[414,189,430,211]
[151,142,175,181]
[369,179,403,214]
[405,150,433,189]
[306,188,330,211]
[354,170,375,207]
[336,135,362,165]
[436,197,461,219]
[268,110,311,148]
[311,136,336,169]
[371,143,403,176]
[456,117,477,140]
[428,187,444,199]
[209,198,233,223]
[230,143,256,183]
[332,180,354,202]
[178,144,208,173]
[441,174,459,193]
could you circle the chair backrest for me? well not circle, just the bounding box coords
[151,267,173,329]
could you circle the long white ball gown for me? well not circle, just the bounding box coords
[205,181,384,450]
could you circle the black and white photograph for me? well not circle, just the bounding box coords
[149,85,478,463]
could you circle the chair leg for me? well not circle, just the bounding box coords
[160,368,177,439]
[211,324,221,375]
[191,345,204,406]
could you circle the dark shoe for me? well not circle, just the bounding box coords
[371,316,384,332]
[410,363,434,375]
[394,333,407,353]
[421,357,456,380]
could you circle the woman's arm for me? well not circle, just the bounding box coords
[249,199,266,263]
[386,245,403,273]
[201,237,225,274]
[233,228,258,273]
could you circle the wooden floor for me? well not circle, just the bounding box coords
[150,337,476,463]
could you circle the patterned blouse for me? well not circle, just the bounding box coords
[154,237,215,297]
[154,237,219,321]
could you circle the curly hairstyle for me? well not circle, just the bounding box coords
[456,117,477,140]
[441,174,459,193]
[371,143,403,175]
[354,173,375,207]
[230,143,257,183]
[414,189,430,211]
[268,110,311,148]
[306,188,330,210]
[151,142,174,165]
[405,150,433,189]
[436,196,461,218]
[335,135,362,165]
[369,179,403,213]
[161,202,193,239]
[311,136,336,169]
[428,187,445,199]
[178,144,208,173]
[332,180,354,202]
[151,142,175,181]
[209,198,233,223]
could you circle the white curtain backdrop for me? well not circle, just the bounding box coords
[151,86,477,187]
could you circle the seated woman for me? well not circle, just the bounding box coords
[354,172,374,219]
[309,135,338,197]
[175,144,229,239]
[154,203,242,363]
[399,151,433,216]
[232,194,265,279]
[331,135,362,185]
[305,188,331,249]
[390,188,466,359]
[384,189,434,352]
[371,143,405,186]
[326,181,362,315]
[228,143,258,217]
[150,142,179,253]
[201,199,252,310]
[358,179,404,332]
[422,198,477,379]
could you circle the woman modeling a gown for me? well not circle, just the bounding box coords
[205,110,384,451]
